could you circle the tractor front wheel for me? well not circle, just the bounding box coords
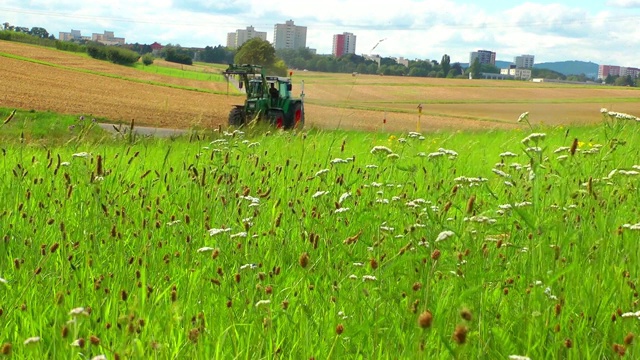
[228,107,246,127]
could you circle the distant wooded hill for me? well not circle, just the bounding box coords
[462,60,600,78]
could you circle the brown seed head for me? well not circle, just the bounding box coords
[412,282,422,291]
[369,258,378,270]
[466,195,476,214]
[570,138,578,156]
[431,249,441,261]
[336,323,344,335]
[89,335,100,345]
[613,343,626,356]
[418,310,433,328]
[461,308,472,321]
[564,338,572,348]
[624,332,634,345]
[1,343,11,355]
[452,325,468,344]
[299,252,310,268]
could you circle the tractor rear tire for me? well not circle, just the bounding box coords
[267,109,286,129]
[285,102,304,130]
[228,107,245,127]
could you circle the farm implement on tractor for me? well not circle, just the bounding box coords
[224,64,305,129]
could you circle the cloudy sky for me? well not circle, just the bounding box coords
[2,0,640,66]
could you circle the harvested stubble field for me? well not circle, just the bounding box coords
[1,40,639,132]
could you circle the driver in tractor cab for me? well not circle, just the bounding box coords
[269,82,279,106]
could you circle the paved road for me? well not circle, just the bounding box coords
[97,123,189,138]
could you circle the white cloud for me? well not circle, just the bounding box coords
[2,1,640,65]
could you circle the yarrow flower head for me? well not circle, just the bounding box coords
[370,146,393,155]
[435,230,455,242]
[517,112,529,123]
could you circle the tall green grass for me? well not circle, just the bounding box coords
[1,109,640,359]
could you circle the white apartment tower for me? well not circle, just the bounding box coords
[273,20,307,50]
[227,26,267,49]
[514,54,535,69]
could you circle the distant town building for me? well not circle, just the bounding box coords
[500,65,532,80]
[92,31,125,45]
[469,50,496,66]
[396,57,409,67]
[59,29,90,42]
[332,32,356,57]
[598,64,640,80]
[514,54,535,69]
[59,29,124,44]
[226,26,267,49]
[273,20,307,50]
[150,42,164,55]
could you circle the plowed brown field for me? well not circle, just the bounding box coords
[1,40,639,132]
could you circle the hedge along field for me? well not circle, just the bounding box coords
[2,109,640,359]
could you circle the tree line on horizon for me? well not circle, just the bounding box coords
[1,22,637,86]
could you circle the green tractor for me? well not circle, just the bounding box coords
[224,64,305,129]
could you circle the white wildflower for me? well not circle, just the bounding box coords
[504,181,514,187]
[353,262,364,267]
[376,199,389,204]
[240,263,258,270]
[416,152,427,157]
[380,226,394,232]
[600,108,608,113]
[525,146,542,153]
[338,192,351,204]
[370,146,393,154]
[60,161,71,166]
[91,356,108,360]
[0,277,6,284]
[371,182,382,187]
[70,339,84,347]
[498,204,512,210]
[365,164,379,169]
[397,138,407,143]
[500,151,518,158]
[72,152,89,158]
[349,274,358,280]
[515,201,532,207]
[24,336,41,345]
[509,356,531,360]
[428,151,445,158]
[240,195,260,204]
[197,247,215,253]
[622,223,640,230]
[255,299,271,307]
[248,142,260,148]
[492,168,511,178]
[554,146,570,153]
[166,220,181,226]
[387,153,400,159]
[419,136,426,140]
[230,232,247,238]
[621,311,640,318]
[557,155,568,161]
[312,190,329,198]
[330,158,349,164]
[334,208,350,214]
[521,133,546,144]
[435,230,455,242]
[517,112,529,122]
[408,132,422,138]
[315,169,330,177]
[619,170,640,176]
[439,148,458,157]
[362,275,377,282]
[208,228,231,236]
[69,307,89,317]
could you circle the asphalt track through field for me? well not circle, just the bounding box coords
[97,123,189,138]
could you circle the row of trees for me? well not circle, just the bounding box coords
[2,21,637,86]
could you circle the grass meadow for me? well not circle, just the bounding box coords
[2,106,640,359]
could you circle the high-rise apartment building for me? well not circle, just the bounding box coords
[332,32,356,57]
[226,26,267,49]
[273,20,307,50]
[469,50,496,66]
[514,54,535,68]
[599,64,640,79]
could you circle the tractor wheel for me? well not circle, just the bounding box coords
[267,109,286,129]
[228,107,246,127]
[285,102,305,130]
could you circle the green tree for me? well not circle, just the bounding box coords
[441,54,451,77]
[29,27,49,38]
[234,38,276,66]
[469,58,481,79]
